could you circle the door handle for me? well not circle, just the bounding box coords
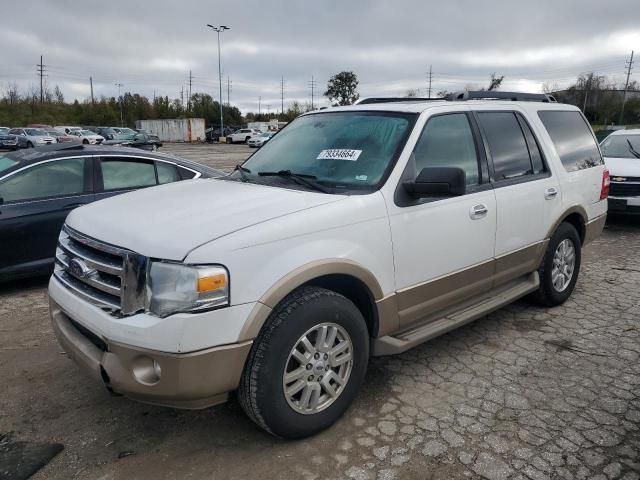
[470,204,489,219]
[545,187,558,200]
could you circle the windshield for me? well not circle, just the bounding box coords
[80,130,94,135]
[237,111,415,191]
[46,130,62,136]
[0,128,9,135]
[601,134,640,158]
[25,129,46,136]
[0,155,18,175]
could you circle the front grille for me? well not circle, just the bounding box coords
[54,225,147,315]
[610,181,640,197]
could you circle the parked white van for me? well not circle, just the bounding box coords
[49,91,608,438]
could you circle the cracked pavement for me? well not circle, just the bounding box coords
[0,145,638,479]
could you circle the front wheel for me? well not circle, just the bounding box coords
[534,222,581,306]
[238,286,369,439]
[82,139,89,144]
[27,141,34,148]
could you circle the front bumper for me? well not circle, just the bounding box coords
[608,196,640,215]
[50,298,252,409]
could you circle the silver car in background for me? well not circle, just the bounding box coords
[8,128,57,147]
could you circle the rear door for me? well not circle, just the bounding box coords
[0,157,94,276]
[473,109,561,286]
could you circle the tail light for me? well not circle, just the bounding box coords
[600,169,610,200]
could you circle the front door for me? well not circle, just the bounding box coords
[0,157,94,277]
[386,111,497,328]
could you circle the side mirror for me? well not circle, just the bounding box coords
[403,167,466,198]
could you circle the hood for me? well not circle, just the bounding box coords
[66,178,345,260]
[604,156,640,178]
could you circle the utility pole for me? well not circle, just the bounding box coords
[427,64,433,98]
[188,70,192,111]
[180,85,184,110]
[36,55,46,103]
[308,75,317,110]
[280,76,285,114]
[206,24,230,137]
[115,82,124,127]
[619,50,635,125]
[258,96,261,115]
[90,76,95,105]
[226,76,232,106]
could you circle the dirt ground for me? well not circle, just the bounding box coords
[1,144,639,479]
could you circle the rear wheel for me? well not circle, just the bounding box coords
[82,139,89,144]
[238,286,369,439]
[534,222,581,306]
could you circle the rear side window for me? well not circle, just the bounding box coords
[100,158,156,190]
[538,111,603,171]
[156,162,179,184]
[477,112,533,180]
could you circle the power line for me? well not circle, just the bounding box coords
[619,50,634,125]
[308,75,317,109]
[280,76,285,114]
[36,55,47,103]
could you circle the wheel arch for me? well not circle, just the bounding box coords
[239,259,386,341]
[547,206,587,244]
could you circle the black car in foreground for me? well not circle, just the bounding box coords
[0,144,224,281]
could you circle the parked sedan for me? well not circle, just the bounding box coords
[8,128,57,147]
[0,144,225,281]
[45,128,78,144]
[103,133,162,151]
[69,129,105,144]
[0,127,28,150]
[247,131,275,148]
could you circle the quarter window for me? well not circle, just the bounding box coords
[477,112,533,180]
[156,162,179,184]
[0,158,86,202]
[538,110,603,171]
[101,158,156,190]
[412,113,480,185]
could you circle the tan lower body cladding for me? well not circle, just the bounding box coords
[376,241,547,335]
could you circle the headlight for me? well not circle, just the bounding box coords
[146,262,229,317]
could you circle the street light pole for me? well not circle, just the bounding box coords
[206,24,230,139]
[115,82,124,127]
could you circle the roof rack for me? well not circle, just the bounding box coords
[355,97,442,105]
[446,91,557,103]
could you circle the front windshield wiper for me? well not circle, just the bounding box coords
[234,164,252,181]
[626,139,640,159]
[258,170,331,193]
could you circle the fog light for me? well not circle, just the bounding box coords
[131,356,162,385]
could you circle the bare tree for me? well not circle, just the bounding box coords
[5,82,20,104]
[487,73,504,91]
[405,89,419,97]
[54,85,65,104]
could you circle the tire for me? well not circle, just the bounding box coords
[533,222,581,306]
[245,136,251,143]
[238,286,369,439]
[151,144,158,151]
[27,141,34,148]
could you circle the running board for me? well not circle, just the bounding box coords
[372,272,539,356]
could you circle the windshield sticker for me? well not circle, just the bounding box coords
[317,149,362,161]
[355,175,368,181]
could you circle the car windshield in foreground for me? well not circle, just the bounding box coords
[601,134,640,159]
[25,129,46,136]
[0,154,18,175]
[235,111,415,192]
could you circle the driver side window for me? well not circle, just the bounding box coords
[412,113,480,186]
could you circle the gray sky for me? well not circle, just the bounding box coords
[1,0,638,113]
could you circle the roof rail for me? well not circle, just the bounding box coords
[355,97,442,105]
[446,91,557,103]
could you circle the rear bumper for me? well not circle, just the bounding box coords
[50,299,251,409]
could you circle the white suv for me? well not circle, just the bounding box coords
[227,128,262,144]
[49,92,608,439]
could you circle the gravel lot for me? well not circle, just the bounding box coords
[1,144,639,479]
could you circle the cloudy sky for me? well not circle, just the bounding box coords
[1,0,638,113]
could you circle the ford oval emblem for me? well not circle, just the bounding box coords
[68,258,96,279]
